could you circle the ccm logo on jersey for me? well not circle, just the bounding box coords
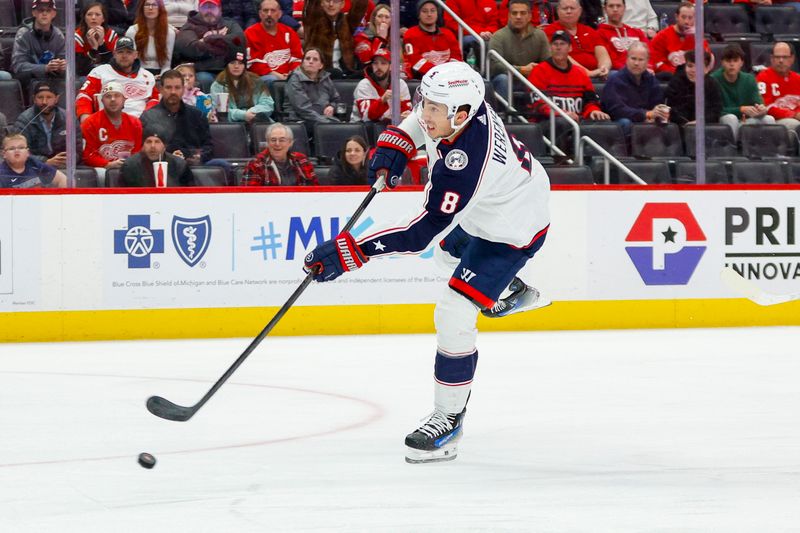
[445,150,468,170]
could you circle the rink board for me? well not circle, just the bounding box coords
[0,186,798,341]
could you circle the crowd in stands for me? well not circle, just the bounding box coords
[0,0,800,188]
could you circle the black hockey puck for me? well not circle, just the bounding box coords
[138,452,156,469]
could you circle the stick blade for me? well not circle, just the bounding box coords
[146,395,195,422]
[720,267,797,306]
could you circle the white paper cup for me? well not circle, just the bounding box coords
[216,92,229,112]
[153,161,168,187]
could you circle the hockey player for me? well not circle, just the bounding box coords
[303,61,551,463]
[351,47,412,123]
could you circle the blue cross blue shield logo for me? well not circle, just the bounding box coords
[171,215,211,267]
[114,215,165,268]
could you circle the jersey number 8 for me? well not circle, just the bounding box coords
[440,191,461,214]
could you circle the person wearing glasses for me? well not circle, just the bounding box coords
[242,122,318,185]
[757,42,800,132]
[0,134,66,188]
[126,0,177,76]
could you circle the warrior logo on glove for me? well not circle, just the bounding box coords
[303,232,369,282]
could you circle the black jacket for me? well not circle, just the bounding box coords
[665,65,723,126]
[327,152,368,185]
[140,100,214,163]
[13,106,75,162]
[119,152,195,187]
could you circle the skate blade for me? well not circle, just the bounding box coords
[482,291,552,318]
[405,445,459,464]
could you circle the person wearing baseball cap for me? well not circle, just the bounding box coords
[173,0,246,84]
[351,46,412,123]
[118,124,195,187]
[526,27,610,125]
[81,81,143,181]
[12,81,69,169]
[11,0,66,90]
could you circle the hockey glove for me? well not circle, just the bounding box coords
[369,125,415,189]
[303,232,369,282]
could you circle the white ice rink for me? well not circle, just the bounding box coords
[1,327,799,532]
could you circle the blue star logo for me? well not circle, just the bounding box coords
[114,215,165,268]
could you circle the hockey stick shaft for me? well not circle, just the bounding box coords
[147,177,386,421]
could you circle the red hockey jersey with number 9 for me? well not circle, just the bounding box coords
[756,68,800,120]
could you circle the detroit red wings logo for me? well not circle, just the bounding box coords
[772,94,800,111]
[123,82,149,99]
[264,48,292,69]
[99,140,135,160]
[421,49,451,65]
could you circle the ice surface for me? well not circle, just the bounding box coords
[1,327,799,532]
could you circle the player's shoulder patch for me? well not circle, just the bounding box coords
[444,149,469,171]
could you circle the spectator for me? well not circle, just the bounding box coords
[0,133,67,188]
[223,0,259,30]
[165,0,198,28]
[176,63,218,121]
[756,42,800,131]
[174,0,246,84]
[527,30,610,122]
[443,0,498,67]
[622,0,658,39]
[579,0,604,29]
[328,135,368,185]
[393,0,422,32]
[284,48,344,130]
[77,37,160,123]
[354,4,391,65]
[597,0,649,71]
[245,0,303,85]
[210,43,275,123]
[140,69,230,177]
[303,0,368,77]
[119,127,195,187]
[650,2,710,77]
[81,81,143,181]
[712,44,774,139]
[13,81,69,168]
[12,0,67,90]
[75,2,120,76]
[97,0,137,35]
[498,0,554,29]
[489,0,550,100]
[665,50,722,126]
[403,0,461,80]
[126,0,177,76]
[243,122,318,185]
[351,47,412,123]
[601,41,666,137]
[543,0,611,78]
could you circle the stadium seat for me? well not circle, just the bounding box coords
[406,79,420,98]
[192,166,228,186]
[705,5,757,40]
[504,122,547,157]
[0,80,24,124]
[592,82,605,99]
[74,167,98,188]
[209,123,249,159]
[106,168,122,187]
[0,31,14,73]
[333,79,360,118]
[0,0,16,29]
[313,122,368,163]
[787,162,800,183]
[366,121,387,146]
[623,160,672,184]
[631,123,685,159]
[731,160,786,183]
[684,124,739,159]
[675,161,730,184]
[545,165,594,184]
[314,165,332,185]
[269,80,286,121]
[755,6,800,39]
[579,122,628,158]
[653,3,680,28]
[740,124,793,159]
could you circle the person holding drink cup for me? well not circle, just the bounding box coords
[118,126,195,187]
[81,81,143,183]
[210,39,275,123]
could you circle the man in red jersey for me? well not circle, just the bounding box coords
[403,0,462,79]
[245,0,303,85]
[597,0,650,71]
[81,81,143,182]
[757,42,800,131]
[649,2,710,77]
[543,0,611,79]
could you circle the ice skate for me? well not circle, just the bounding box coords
[405,407,466,464]
[481,277,550,318]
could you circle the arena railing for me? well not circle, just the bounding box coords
[430,0,488,80]
[488,50,647,185]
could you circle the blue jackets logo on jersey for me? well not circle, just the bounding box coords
[171,215,211,267]
[445,150,469,170]
[114,215,165,268]
[625,203,706,285]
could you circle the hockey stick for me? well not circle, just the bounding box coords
[146,175,387,422]
[720,267,800,306]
